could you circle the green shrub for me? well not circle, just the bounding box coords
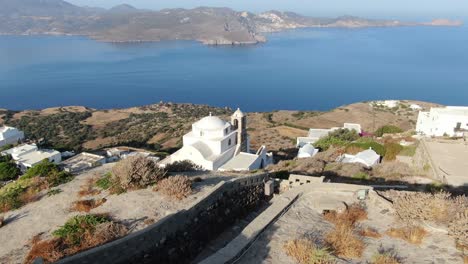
[47,189,62,196]
[315,129,360,151]
[95,173,112,190]
[384,143,403,161]
[0,184,25,212]
[353,172,370,180]
[53,214,109,245]
[23,160,59,179]
[375,125,403,137]
[347,140,386,157]
[328,128,360,142]
[23,160,73,187]
[0,161,20,181]
[315,137,348,151]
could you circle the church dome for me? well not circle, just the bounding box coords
[194,116,228,130]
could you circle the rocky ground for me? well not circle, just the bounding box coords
[0,164,237,264]
[238,189,464,264]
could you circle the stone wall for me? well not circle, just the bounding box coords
[410,139,439,181]
[54,173,269,264]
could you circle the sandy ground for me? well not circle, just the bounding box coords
[238,190,463,264]
[0,164,231,264]
[424,139,468,186]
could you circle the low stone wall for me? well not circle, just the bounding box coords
[412,139,440,181]
[55,173,269,264]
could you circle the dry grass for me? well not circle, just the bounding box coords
[155,176,193,200]
[283,239,335,264]
[325,223,365,259]
[323,204,367,259]
[71,198,107,213]
[371,253,401,264]
[359,227,382,238]
[323,204,368,227]
[78,178,101,197]
[386,226,428,245]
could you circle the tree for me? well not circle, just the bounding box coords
[0,162,20,181]
[23,159,59,179]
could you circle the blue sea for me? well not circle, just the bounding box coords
[1,26,468,112]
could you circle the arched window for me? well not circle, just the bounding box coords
[233,119,239,129]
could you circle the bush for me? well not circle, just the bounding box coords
[315,129,359,151]
[283,239,335,264]
[165,160,201,172]
[383,143,403,161]
[328,128,360,142]
[112,156,167,190]
[352,172,370,180]
[23,159,73,187]
[155,176,193,200]
[359,227,382,238]
[47,189,62,197]
[347,139,386,157]
[52,214,110,245]
[0,161,20,181]
[315,137,348,151]
[375,125,403,137]
[95,173,112,190]
[23,159,60,179]
[26,214,128,264]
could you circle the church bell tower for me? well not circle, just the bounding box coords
[231,108,249,153]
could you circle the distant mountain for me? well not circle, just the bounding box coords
[108,4,140,14]
[0,0,462,45]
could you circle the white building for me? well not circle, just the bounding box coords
[61,152,106,173]
[297,123,362,147]
[410,104,422,111]
[416,106,468,137]
[372,100,400,108]
[0,126,24,148]
[160,109,273,171]
[297,144,319,159]
[336,149,381,167]
[1,144,61,171]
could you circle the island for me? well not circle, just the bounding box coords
[0,0,463,45]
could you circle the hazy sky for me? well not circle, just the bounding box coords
[68,0,467,19]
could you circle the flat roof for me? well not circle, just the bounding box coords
[220,153,258,171]
[17,150,60,166]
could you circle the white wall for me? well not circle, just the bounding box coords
[417,108,468,137]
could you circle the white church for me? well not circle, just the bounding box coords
[416,106,468,137]
[160,109,273,171]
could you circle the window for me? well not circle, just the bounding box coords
[228,139,232,146]
[200,131,204,136]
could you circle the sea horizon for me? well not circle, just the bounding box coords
[1,25,468,112]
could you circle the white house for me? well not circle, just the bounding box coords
[1,144,61,171]
[416,106,468,137]
[410,104,422,111]
[0,126,24,148]
[297,143,319,159]
[373,100,400,108]
[336,149,381,167]
[297,123,362,147]
[160,109,273,171]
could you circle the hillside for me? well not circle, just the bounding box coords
[0,0,462,44]
[0,100,440,155]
